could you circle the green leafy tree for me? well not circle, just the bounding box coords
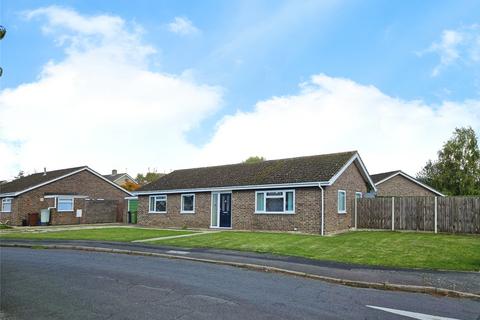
[14,170,25,180]
[136,171,165,186]
[243,156,266,164]
[417,126,480,195]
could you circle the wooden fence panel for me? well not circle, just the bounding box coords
[355,196,480,234]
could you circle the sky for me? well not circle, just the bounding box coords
[1,0,480,180]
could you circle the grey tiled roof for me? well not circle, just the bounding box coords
[138,151,357,191]
[370,170,401,184]
[0,166,87,195]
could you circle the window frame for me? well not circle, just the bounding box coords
[337,190,347,214]
[149,195,167,213]
[1,198,12,213]
[57,196,74,212]
[181,194,195,214]
[255,190,295,214]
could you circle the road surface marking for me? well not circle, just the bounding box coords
[166,250,190,255]
[366,305,461,320]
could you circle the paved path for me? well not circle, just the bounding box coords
[2,239,479,296]
[1,248,479,320]
[0,224,196,234]
[132,231,213,242]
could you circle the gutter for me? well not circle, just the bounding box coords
[134,181,331,196]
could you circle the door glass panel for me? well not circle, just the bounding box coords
[211,194,218,227]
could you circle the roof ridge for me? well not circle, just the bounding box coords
[371,170,401,177]
[170,151,358,173]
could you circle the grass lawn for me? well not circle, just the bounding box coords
[152,231,480,271]
[0,227,195,242]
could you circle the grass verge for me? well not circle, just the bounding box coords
[152,231,480,271]
[0,227,195,242]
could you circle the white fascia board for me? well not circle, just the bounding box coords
[327,153,377,192]
[133,181,330,196]
[374,172,401,185]
[125,196,138,200]
[0,192,17,198]
[44,195,88,199]
[375,171,445,197]
[3,168,88,197]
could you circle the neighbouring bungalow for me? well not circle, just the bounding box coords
[134,151,376,235]
[0,166,132,226]
[370,170,444,197]
[103,169,138,186]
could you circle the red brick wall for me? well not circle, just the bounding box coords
[324,162,369,234]
[138,188,322,234]
[1,170,129,226]
[137,193,211,229]
[232,188,321,233]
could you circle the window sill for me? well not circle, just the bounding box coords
[57,210,74,213]
[148,211,166,214]
[0,211,11,213]
[338,211,347,214]
[254,211,295,215]
[181,211,195,214]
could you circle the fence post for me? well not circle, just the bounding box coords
[391,197,395,231]
[434,196,438,234]
[354,197,357,230]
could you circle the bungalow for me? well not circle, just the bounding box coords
[370,170,444,197]
[134,151,376,235]
[0,166,132,226]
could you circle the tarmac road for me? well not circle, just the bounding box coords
[1,248,479,320]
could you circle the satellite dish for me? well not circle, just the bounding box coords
[0,26,5,40]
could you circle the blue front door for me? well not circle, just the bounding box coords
[219,193,231,228]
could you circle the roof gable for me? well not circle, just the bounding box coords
[1,166,133,197]
[137,151,376,193]
[0,166,87,195]
[371,170,444,196]
[103,173,137,184]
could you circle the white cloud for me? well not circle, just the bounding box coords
[425,24,480,76]
[198,74,480,176]
[0,6,221,179]
[167,17,199,36]
[1,7,479,181]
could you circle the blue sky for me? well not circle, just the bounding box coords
[1,0,479,178]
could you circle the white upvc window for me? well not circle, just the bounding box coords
[355,192,363,199]
[338,190,346,214]
[255,190,295,214]
[1,198,12,213]
[181,194,195,214]
[57,197,74,212]
[149,195,167,213]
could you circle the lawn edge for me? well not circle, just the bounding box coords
[2,243,479,300]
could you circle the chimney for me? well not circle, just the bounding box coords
[43,167,47,176]
[112,169,117,175]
